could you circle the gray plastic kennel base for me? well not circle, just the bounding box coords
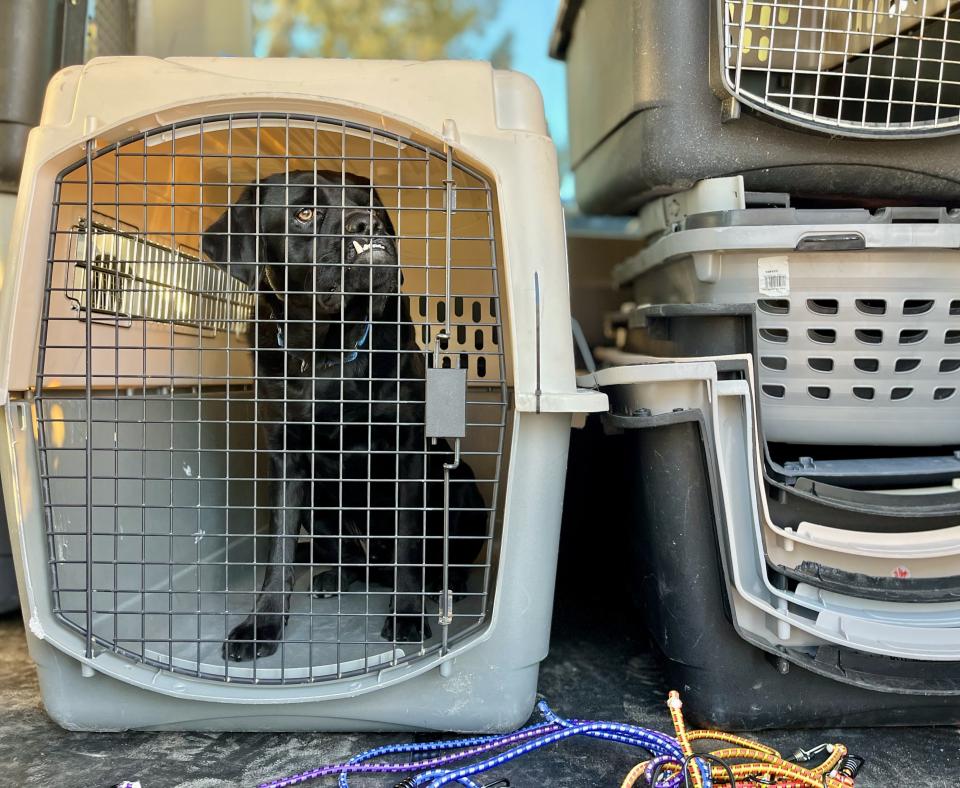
[27,633,540,732]
[5,405,574,731]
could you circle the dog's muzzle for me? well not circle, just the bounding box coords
[349,238,392,263]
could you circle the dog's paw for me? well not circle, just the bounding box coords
[222,616,282,662]
[381,612,432,643]
[312,570,339,599]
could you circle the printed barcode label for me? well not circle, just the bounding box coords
[758,256,790,297]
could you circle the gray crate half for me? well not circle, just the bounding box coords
[616,210,960,446]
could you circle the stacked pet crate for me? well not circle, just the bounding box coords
[555,0,960,726]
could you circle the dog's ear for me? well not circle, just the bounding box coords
[202,184,261,287]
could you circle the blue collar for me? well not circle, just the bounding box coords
[275,321,372,372]
[342,322,372,364]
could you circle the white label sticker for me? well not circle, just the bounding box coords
[758,256,790,297]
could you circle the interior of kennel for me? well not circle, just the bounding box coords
[32,113,512,684]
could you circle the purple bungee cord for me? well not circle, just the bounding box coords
[258,721,562,788]
[258,699,700,788]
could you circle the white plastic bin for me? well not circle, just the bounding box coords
[615,192,960,446]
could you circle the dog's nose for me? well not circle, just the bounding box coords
[343,209,386,238]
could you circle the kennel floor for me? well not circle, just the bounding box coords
[67,562,483,682]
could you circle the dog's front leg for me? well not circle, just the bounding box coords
[381,460,432,643]
[222,474,306,661]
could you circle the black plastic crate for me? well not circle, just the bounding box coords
[552,0,960,214]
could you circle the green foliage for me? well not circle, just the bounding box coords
[254,0,512,65]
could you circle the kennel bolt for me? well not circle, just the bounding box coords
[439,589,454,626]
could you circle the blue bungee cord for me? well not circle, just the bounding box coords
[260,699,711,788]
[332,720,562,788]
[322,700,706,788]
[411,703,711,788]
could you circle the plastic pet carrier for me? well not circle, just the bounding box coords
[0,57,605,732]
[613,180,960,447]
[583,355,960,728]
[551,0,960,214]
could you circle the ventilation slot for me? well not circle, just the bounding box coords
[855,299,886,316]
[807,328,836,344]
[951,300,960,316]
[898,329,927,345]
[935,387,957,401]
[947,331,960,345]
[806,299,838,315]
[855,329,883,345]
[854,358,880,373]
[761,356,787,371]
[762,384,785,398]
[903,299,935,316]
[853,387,875,401]
[807,386,830,400]
[894,359,921,373]
[807,357,834,373]
[891,387,913,401]
[758,298,790,315]
[940,359,960,373]
[759,328,789,343]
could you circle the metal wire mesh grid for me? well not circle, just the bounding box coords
[34,113,509,684]
[68,213,255,333]
[720,0,960,136]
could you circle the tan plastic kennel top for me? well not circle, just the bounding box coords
[1,57,607,416]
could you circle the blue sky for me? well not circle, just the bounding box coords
[459,1,571,196]
[459,1,567,148]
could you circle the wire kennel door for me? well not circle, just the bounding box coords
[721,0,960,137]
[35,113,509,684]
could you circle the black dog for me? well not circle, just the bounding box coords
[203,170,487,662]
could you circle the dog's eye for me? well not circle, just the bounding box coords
[295,207,315,223]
